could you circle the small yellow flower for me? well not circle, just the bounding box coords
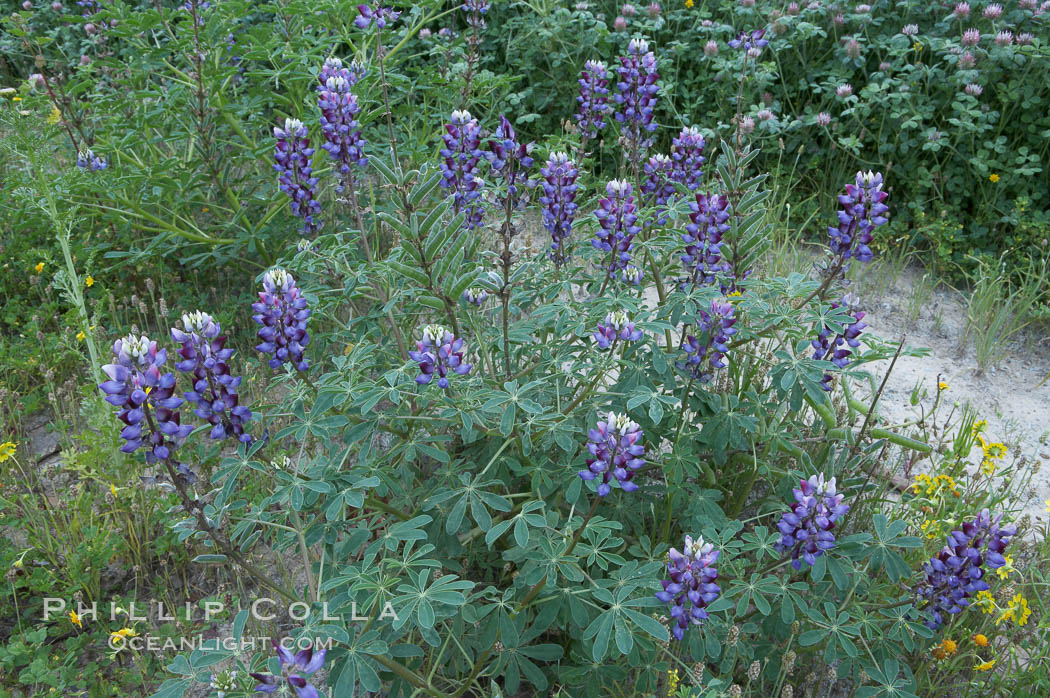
[913,42,923,51]
[973,633,989,647]
[85,275,95,287]
[34,261,45,273]
[47,106,61,125]
[110,483,118,497]
[932,638,957,659]
[972,419,987,435]
[0,442,16,463]
[989,173,1000,183]
[109,627,138,641]
[975,590,996,614]
[69,610,83,628]
[938,381,949,391]
[12,96,21,102]
[974,659,996,671]
[996,594,1031,627]
[1045,498,1050,514]
[685,0,693,6]
[667,667,680,692]
[76,330,86,342]
[996,555,1014,580]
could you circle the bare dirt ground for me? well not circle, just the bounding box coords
[859,266,1050,527]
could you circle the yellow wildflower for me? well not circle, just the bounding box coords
[69,610,83,628]
[975,590,996,614]
[34,261,45,273]
[47,106,61,125]
[989,174,1000,183]
[973,633,988,647]
[932,638,957,660]
[913,42,922,51]
[996,555,1014,580]
[85,275,95,287]
[667,667,680,693]
[1045,498,1050,514]
[110,484,118,498]
[974,659,996,671]
[938,381,949,391]
[996,594,1031,627]
[0,442,16,463]
[685,0,693,6]
[109,627,138,641]
[76,330,86,342]
[972,419,987,435]
[982,441,1007,459]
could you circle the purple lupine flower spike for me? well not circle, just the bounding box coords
[579,412,646,496]
[486,115,535,207]
[774,474,849,570]
[641,153,675,224]
[540,152,579,265]
[462,287,487,306]
[915,510,1016,629]
[829,170,888,264]
[76,149,108,171]
[678,298,737,382]
[812,295,866,391]
[593,310,643,349]
[273,118,322,236]
[318,57,365,88]
[252,268,311,372]
[670,126,706,191]
[680,192,730,289]
[354,4,401,29]
[440,110,486,230]
[463,0,489,28]
[317,69,367,190]
[250,640,327,698]
[656,535,721,640]
[728,28,769,50]
[575,59,613,144]
[614,38,660,156]
[171,311,252,443]
[409,324,472,389]
[98,334,193,463]
[593,179,641,281]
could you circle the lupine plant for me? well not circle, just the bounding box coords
[9,4,1044,697]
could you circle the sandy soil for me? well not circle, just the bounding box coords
[858,266,1050,527]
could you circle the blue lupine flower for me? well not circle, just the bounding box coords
[812,296,867,391]
[250,641,326,698]
[677,298,737,382]
[641,153,675,224]
[171,311,252,443]
[317,72,367,189]
[252,268,311,372]
[273,118,322,236]
[354,4,400,28]
[670,126,706,191]
[579,412,646,496]
[440,110,486,230]
[728,29,769,51]
[915,509,1017,629]
[680,192,730,289]
[76,149,108,171]
[655,535,721,641]
[540,152,579,265]
[774,474,849,570]
[593,179,641,281]
[575,59,613,144]
[98,334,193,462]
[486,115,535,207]
[828,170,888,264]
[593,310,643,349]
[409,325,472,389]
[614,38,660,155]
[318,57,365,88]
[462,287,488,306]
[463,0,489,28]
